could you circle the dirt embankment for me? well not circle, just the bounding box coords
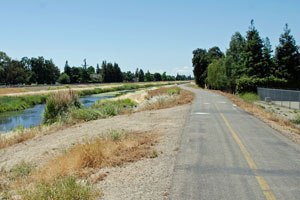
[0,97,191,199]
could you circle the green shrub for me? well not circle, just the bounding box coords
[237,93,260,103]
[91,99,136,117]
[9,161,36,180]
[166,87,181,95]
[69,108,103,122]
[108,130,123,141]
[43,90,81,124]
[291,114,300,124]
[21,176,96,200]
[58,73,71,84]
[236,76,287,93]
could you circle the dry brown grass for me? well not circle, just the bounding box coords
[144,87,195,111]
[0,131,159,198]
[33,131,159,182]
[0,122,75,150]
[212,90,300,135]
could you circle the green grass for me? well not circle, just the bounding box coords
[69,108,104,122]
[166,87,181,95]
[108,130,124,141]
[77,83,172,96]
[9,161,36,180]
[69,99,137,122]
[237,92,260,103]
[21,176,96,200]
[0,83,172,114]
[290,114,300,124]
[0,95,48,113]
[43,90,81,124]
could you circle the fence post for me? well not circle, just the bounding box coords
[299,91,300,110]
[281,90,283,106]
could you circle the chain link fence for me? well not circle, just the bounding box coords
[257,87,300,110]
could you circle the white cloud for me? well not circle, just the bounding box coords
[172,66,193,76]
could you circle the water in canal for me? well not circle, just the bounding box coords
[0,94,114,133]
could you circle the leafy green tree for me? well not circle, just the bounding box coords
[274,24,300,80]
[153,72,161,81]
[81,59,90,82]
[87,66,95,74]
[101,61,107,82]
[58,73,71,84]
[113,63,123,82]
[207,58,228,90]
[226,32,246,64]
[241,20,265,78]
[207,46,224,63]
[144,70,154,82]
[138,69,144,82]
[96,63,100,74]
[64,60,71,77]
[122,71,135,82]
[106,62,114,82]
[31,57,60,84]
[161,72,167,81]
[262,37,274,77]
[192,48,208,87]
[70,67,81,83]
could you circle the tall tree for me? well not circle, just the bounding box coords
[144,70,154,82]
[153,72,162,81]
[207,46,224,63]
[96,63,100,74]
[226,32,246,63]
[138,69,144,82]
[71,67,80,83]
[101,61,108,82]
[81,59,90,82]
[161,72,167,81]
[274,24,300,80]
[113,63,123,82]
[87,66,95,74]
[64,60,71,77]
[192,48,208,87]
[262,37,274,77]
[241,20,265,78]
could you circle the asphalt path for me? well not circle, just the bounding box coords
[170,86,300,200]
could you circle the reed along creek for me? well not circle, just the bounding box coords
[0,94,115,133]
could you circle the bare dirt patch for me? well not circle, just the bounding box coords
[0,104,191,199]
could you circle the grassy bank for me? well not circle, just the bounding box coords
[0,83,173,113]
[0,95,48,113]
[77,83,172,96]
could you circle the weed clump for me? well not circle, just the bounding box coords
[21,176,96,200]
[291,114,300,124]
[166,87,181,95]
[237,92,260,103]
[9,161,36,180]
[43,90,81,124]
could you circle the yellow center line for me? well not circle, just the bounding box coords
[214,103,276,200]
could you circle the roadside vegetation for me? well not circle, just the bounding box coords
[211,89,300,135]
[0,130,158,199]
[237,92,260,103]
[0,83,172,113]
[0,95,48,113]
[142,86,194,110]
[193,22,299,93]
[0,85,193,151]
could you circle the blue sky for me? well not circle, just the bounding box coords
[1,0,299,76]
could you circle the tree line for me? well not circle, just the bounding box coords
[0,52,192,85]
[192,20,300,93]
